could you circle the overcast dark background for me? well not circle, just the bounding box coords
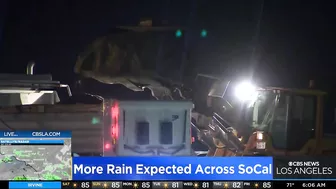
[0,0,335,92]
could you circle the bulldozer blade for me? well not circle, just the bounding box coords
[191,122,217,151]
[210,115,245,152]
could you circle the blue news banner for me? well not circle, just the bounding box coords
[73,157,273,180]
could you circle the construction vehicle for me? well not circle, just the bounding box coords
[0,63,194,156]
[192,78,336,156]
[73,20,336,157]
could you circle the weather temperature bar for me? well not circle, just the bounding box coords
[2,181,336,189]
[63,181,335,189]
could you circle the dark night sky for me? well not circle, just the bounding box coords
[0,0,335,92]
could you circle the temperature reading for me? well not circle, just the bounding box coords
[172,182,179,188]
[263,182,271,188]
[233,182,242,188]
[202,182,210,188]
[111,182,121,188]
[287,183,295,187]
[81,182,90,188]
[141,182,150,188]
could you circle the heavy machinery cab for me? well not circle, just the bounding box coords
[199,77,333,155]
[245,87,325,152]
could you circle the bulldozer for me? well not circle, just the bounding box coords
[192,78,336,156]
[73,20,336,157]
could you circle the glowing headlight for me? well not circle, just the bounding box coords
[257,131,263,140]
[234,81,258,101]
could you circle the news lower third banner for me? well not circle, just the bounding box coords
[72,157,273,180]
[273,156,336,179]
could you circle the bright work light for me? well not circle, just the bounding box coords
[234,81,257,101]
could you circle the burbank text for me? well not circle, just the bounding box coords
[74,163,272,176]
